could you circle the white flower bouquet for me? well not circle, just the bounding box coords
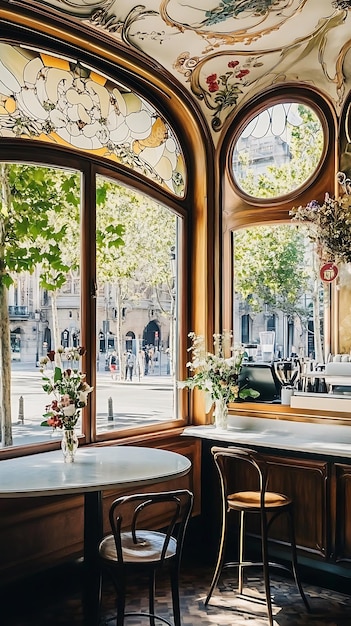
[178,332,259,411]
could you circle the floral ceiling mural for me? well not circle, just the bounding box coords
[6,0,351,139]
[0,43,186,196]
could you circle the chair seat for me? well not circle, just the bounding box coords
[228,490,292,510]
[99,530,177,563]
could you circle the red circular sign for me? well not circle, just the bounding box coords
[320,262,338,282]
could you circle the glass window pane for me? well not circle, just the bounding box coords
[233,224,326,400]
[232,102,324,199]
[95,175,178,433]
[6,164,81,447]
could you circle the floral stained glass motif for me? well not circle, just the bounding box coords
[0,43,186,197]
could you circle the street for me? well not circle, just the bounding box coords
[9,361,175,446]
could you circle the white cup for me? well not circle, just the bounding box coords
[281,387,294,405]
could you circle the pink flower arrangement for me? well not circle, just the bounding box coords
[40,347,93,430]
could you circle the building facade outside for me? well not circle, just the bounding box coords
[9,271,172,369]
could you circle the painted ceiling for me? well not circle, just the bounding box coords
[6,1,351,143]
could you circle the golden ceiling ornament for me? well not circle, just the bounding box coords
[160,0,308,47]
[332,0,351,9]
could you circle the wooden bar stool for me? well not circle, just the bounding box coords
[205,446,310,625]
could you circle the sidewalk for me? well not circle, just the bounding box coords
[108,375,173,386]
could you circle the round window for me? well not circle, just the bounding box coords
[231,102,324,200]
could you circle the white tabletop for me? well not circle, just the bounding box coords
[0,446,191,498]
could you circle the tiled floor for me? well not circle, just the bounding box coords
[1,560,351,626]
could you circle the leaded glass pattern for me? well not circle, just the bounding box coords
[0,44,186,196]
[232,102,324,199]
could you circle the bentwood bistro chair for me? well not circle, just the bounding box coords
[205,446,310,625]
[99,489,193,626]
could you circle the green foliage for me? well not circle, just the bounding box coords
[96,177,176,295]
[1,163,173,301]
[96,222,124,251]
[234,225,309,318]
[0,164,80,287]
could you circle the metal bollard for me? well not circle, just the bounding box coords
[18,395,24,424]
[108,396,114,421]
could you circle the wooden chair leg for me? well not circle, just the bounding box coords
[148,570,156,626]
[287,509,310,612]
[261,512,274,626]
[205,508,228,604]
[238,510,245,594]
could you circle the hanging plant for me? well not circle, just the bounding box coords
[290,172,351,265]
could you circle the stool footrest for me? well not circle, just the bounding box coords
[223,560,295,575]
[105,612,173,625]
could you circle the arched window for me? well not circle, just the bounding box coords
[0,44,186,198]
[0,44,188,452]
[227,91,334,406]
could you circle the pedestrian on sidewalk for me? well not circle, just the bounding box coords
[125,350,135,381]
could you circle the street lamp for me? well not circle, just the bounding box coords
[168,246,176,377]
[170,246,176,290]
[35,310,40,367]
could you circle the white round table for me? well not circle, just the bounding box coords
[0,445,191,556]
[0,445,191,497]
[0,445,191,624]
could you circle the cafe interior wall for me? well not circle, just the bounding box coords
[2,0,351,582]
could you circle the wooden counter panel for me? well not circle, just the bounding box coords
[265,455,328,557]
[0,494,84,585]
[333,463,351,563]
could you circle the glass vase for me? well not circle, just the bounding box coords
[214,399,228,430]
[61,428,79,463]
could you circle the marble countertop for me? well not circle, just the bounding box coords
[183,416,351,459]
